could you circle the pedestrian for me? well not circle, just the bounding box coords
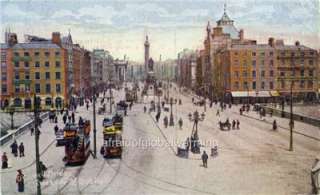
[16,169,24,192]
[163,116,168,128]
[68,115,72,123]
[54,125,59,134]
[30,127,34,136]
[78,117,84,126]
[273,120,277,131]
[38,118,42,127]
[201,151,208,168]
[71,112,75,124]
[236,120,240,129]
[18,143,24,157]
[39,161,47,181]
[54,115,58,123]
[2,152,8,169]
[178,118,183,129]
[63,114,67,124]
[155,112,160,123]
[232,120,236,129]
[10,140,18,157]
[185,137,190,151]
[144,106,147,113]
[86,102,89,110]
[216,109,220,116]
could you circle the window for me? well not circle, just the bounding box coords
[1,84,7,93]
[24,52,29,56]
[310,51,314,55]
[1,72,7,81]
[234,52,238,56]
[234,82,239,89]
[25,72,30,80]
[45,72,50,80]
[281,80,285,89]
[300,81,305,88]
[261,82,265,89]
[45,84,51,93]
[244,81,248,89]
[35,83,41,93]
[243,71,247,77]
[45,61,50,67]
[269,52,273,56]
[14,61,19,68]
[281,59,285,65]
[45,51,50,57]
[252,52,256,56]
[252,81,256,89]
[15,85,20,93]
[15,72,19,80]
[308,80,313,88]
[56,84,61,93]
[35,61,40,67]
[55,61,60,67]
[55,51,60,56]
[291,52,295,57]
[35,72,40,80]
[25,84,30,92]
[252,71,256,78]
[34,52,40,56]
[14,52,19,56]
[309,60,314,65]
[270,60,273,66]
[261,60,265,66]
[252,60,256,66]
[270,70,274,77]
[261,70,265,77]
[300,70,304,77]
[270,82,274,89]
[309,70,313,77]
[55,72,61,79]
[234,71,239,78]
[24,61,29,68]
[280,72,285,77]
[281,52,285,56]
[260,52,265,56]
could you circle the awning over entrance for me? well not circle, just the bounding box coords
[256,91,271,97]
[270,91,280,97]
[231,91,251,97]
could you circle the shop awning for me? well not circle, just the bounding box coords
[256,91,271,97]
[270,91,280,97]
[231,91,251,97]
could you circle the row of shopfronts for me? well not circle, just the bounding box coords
[0,96,65,110]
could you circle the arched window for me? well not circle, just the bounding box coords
[45,97,52,106]
[13,98,22,107]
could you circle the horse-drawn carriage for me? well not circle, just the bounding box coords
[219,120,231,130]
[194,99,205,106]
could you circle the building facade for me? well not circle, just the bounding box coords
[0,31,68,109]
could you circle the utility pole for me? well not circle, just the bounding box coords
[33,95,41,195]
[92,87,97,158]
[289,81,293,151]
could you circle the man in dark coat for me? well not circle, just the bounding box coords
[202,151,208,168]
[18,143,24,157]
[10,141,18,157]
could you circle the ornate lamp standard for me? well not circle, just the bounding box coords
[188,110,205,153]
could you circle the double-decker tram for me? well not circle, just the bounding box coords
[101,126,122,158]
[57,120,91,165]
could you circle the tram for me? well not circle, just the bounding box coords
[58,120,91,165]
[101,126,122,158]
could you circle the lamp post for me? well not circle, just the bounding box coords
[169,97,176,126]
[188,110,205,153]
[33,94,42,195]
[8,106,15,129]
[92,85,97,158]
[289,80,294,151]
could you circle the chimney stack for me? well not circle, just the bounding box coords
[52,32,61,46]
[295,41,300,46]
[268,37,275,47]
[239,29,244,41]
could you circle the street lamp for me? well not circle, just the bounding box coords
[169,97,176,126]
[8,106,15,129]
[33,94,42,195]
[188,110,205,153]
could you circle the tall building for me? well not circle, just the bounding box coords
[1,31,69,109]
[144,35,150,76]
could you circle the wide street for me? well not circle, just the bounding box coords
[1,83,319,195]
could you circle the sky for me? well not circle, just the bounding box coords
[0,0,319,62]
